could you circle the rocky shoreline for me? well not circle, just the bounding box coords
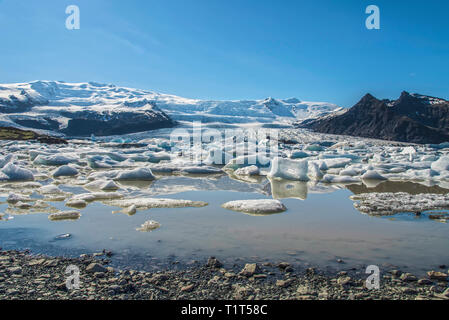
[0,250,448,300]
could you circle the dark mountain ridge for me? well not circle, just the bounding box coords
[298,92,449,144]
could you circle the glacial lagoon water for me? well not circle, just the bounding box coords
[1,176,448,276]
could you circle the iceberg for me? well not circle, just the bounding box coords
[52,165,79,177]
[115,168,155,181]
[34,154,78,166]
[268,157,309,181]
[1,163,34,181]
[106,197,208,209]
[351,192,449,216]
[136,220,161,232]
[221,199,287,215]
[234,165,260,176]
[361,170,387,180]
[48,210,81,221]
[431,156,449,172]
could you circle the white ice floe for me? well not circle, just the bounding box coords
[65,199,87,208]
[106,197,208,209]
[48,210,81,221]
[71,192,124,202]
[52,165,79,177]
[234,165,260,176]
[222,199,287,214]
[115,168,155,181]
[38,185,64,194]
[179,166,222,174]
[361,170,387,180]
[123,205,137,215]
[0,163,34,181]
[269,157,309,181]
[351,192,449,216]
[224,155,271,170]
[7,193,32,203]
[0,154,13,168]
[322,174,360,184]
[289,151,309,159]
[136,220,161,232]
[84,179,119,191]
[431,156,449,172]
[34,154,78,166]
[100,180,119,191]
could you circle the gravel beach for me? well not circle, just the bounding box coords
[0,250,448,300]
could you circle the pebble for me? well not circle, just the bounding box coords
[240,263,259,277]
[427,271,448,280]
[86,263,107,273]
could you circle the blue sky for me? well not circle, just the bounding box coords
[0,0,448,107]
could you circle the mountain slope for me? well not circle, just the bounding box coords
[299,92,449,144]
[0,81,175,136]
[0,81,340,136]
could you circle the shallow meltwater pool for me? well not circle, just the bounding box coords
[1,176,448,276]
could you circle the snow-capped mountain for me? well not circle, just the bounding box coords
[0,81,340,136]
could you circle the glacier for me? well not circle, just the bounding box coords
[0,81,340,135]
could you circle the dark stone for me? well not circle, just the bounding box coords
[207,257,223,268]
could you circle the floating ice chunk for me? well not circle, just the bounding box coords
[339,168,358,176]
[224,155,271,170]
[0,154,13,169]
[115,168,155,181]
[221,199,286,214]
[123,205,137,215]
[84,179,119,191]
[103,152,127,162]
[148,165,177,173]
[322,174,360,184]
[87,155,115,169]
[305,144,324,152]
[106,197,208,209]
[318,158,352,170]
[72,192,124,202]
[38,185,63,194]
[87,171,119,180]
[29,151,54,161]
[48,210,81,221]
[137,220,161,232]
[101,180,119,191]
[351,192,449,216]
[34,154,78,166]
[234,165,260,176]
[0,171,9,181]
[361,170,387,180]
[269,157,309,181]
[401,146,417,154]
[7,193,31,203]
[180,166,222,174]
[52,165,79,178]
[401,169,439,180]
[66,199,87,208]
[289,151,309,159]
[14,201,33,209]
[307,162,323,180]
[431,156,449,171]
[1,163,34,181]
[144,151,171,163]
